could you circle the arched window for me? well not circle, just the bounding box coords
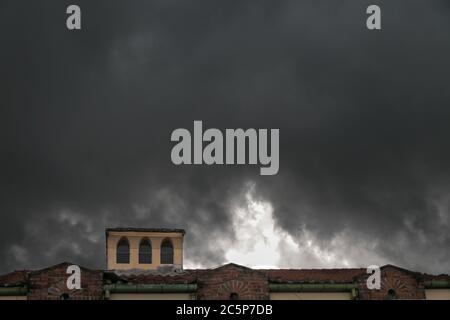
[229,292,239,300]
[387,289,397,300]
[160,238,174,264]
[116,237,130,264]
[60,293,70,300]
[139,238,152,264]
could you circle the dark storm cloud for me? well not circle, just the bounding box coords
[1,0,449,273]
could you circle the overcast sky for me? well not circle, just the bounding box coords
[1,0,450,275]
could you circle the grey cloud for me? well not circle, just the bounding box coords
[1,0,450,274]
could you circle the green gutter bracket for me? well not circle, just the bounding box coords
[351,287,359,300]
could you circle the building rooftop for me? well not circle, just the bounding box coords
[0,270,29,287]
[2,262,450,301]
[105,227,186,235]
[263,268,366,284]
[97,263,450,285]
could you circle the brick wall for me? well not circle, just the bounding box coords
[28,263,103,300]
[196,264,269,300]
[3,261,436,300]
[357,265,425,300]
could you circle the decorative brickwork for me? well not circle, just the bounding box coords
[27,262,103,300]
[357,265,426,300]
[196,264,269,300]
[2,262,449,300]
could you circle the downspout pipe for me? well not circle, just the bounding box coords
[0,286,28,296]
[269,283,358,293]
[103,283,197,294]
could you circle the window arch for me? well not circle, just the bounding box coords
[229,292,239,300]
[387,289,397,300]
[116,237,130,264]
[160,238,174,264]
[139,238,152,264]
[60,293,70,300]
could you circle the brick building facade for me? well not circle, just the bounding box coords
[2,262,450,300]
[0,228,449,300]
